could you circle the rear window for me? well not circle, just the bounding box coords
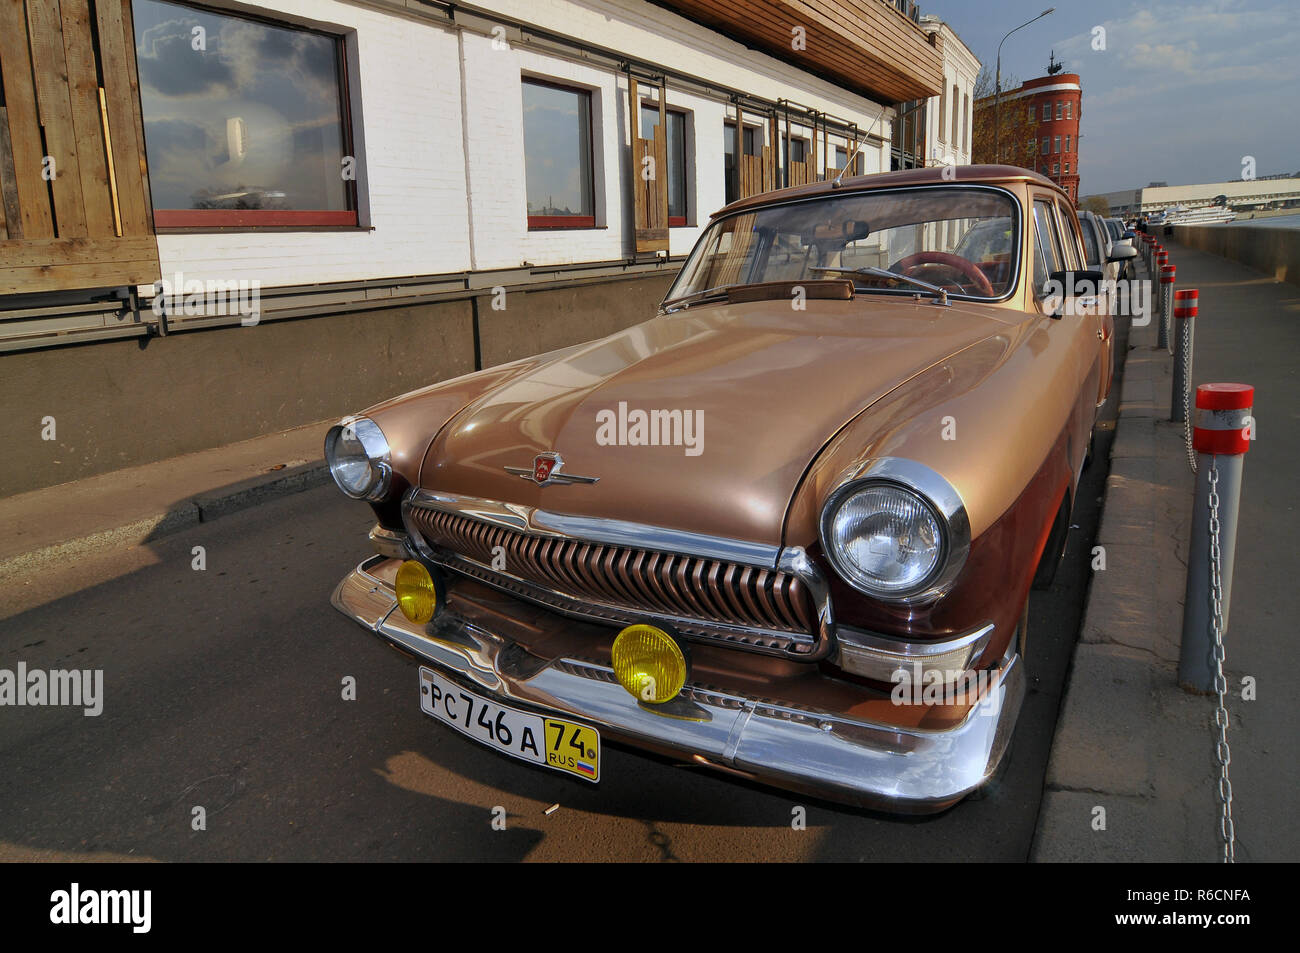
[1078,216,1100,266]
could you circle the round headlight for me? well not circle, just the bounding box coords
[324,416,392,500]
[823,483,943,596]
[820,459,973,603]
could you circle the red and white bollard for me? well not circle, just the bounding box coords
[1171,289,1198,423]
[1179,383,1253,693]
[1159,263,1176,352]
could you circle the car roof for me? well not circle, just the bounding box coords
[712,164,1063,220]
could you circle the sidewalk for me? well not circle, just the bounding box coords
[1032,241,1297,862]
[0,419,332,586]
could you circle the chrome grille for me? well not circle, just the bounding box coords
[406,505,819,656]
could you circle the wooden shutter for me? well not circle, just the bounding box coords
[628,74,669,254]
[0,0,158,294]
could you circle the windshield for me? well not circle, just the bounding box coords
[665,186,1020,304]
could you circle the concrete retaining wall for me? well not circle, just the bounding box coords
[1171,224,1300,287]
[2,273,674,497]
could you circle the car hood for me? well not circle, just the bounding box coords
[420,297,1016,551]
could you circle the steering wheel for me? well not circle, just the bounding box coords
[890,251,994,297]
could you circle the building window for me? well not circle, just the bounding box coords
[1042,103,1050,121]
[1028,105,1035,123]
[641,105,687,226]
[1056,101,1063,120]
[1065,134,1072,153]
[724,122,759,203]
[523,79,595,228]
[963,93,970,153]
[1041,137,1049,155]
[1065,102,1072,119]
[1054,135,1061,153]
[133,0,356,228]
[1052,162,1060,176]
[1064,162,1070,174]
[950,84,959,143]
[788,137,808,164]
[829,145,848,172]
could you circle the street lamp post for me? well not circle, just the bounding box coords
[995,8,1054,164]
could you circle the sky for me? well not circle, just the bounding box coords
[919,0,1300,197]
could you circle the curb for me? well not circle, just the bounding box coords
[0,462,330,582]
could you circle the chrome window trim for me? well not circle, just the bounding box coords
[662,184,1026,308]
[819,457,972,605]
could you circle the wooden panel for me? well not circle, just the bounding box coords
[118,0,152,224]
[0,236,159,293]
[0,0,158,294]
[60,0,115,236]
[26,0,88,237]
[96,0,149,234]
[0,1,56,238]
[739,153,767,198]
[658,0,942,103]
[0,108,19,238]
[629,74,669,254]
[788,160,810,187]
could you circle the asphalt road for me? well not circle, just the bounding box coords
[0,349,1124,862]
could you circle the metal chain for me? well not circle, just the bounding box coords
[1207,459,1235,862]
[1183,317,1197,473]
[1164,286,1174,355]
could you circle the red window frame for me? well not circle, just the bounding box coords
[524,79,597,230]
[141,2,359,230]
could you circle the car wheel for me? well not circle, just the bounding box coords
[1032,496,1070,590]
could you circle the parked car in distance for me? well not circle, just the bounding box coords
[1105,217,1137,279]
[1078,209,1135,290]
[328,165,1115,813]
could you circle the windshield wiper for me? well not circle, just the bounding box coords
[811,266,950,305]
[661,283,736,312]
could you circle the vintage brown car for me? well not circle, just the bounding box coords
[328,165,1114,812]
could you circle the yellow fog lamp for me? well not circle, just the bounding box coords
[612,624,687,704]
[395,560,439,624]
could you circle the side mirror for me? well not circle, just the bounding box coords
[1108,245,1137,262]
[1043,270,1106,318]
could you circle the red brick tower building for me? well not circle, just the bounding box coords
[1015,71,1082,202]
[980,61,1082,203]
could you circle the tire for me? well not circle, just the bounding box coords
[1032,495,1070,590]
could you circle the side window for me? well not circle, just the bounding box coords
[1032,199,1060,293]
[1078,217,1100,267]
[1056,202,1083,270]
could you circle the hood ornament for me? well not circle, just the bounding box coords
[505,451,599,487]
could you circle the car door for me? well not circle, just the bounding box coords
[1031,193,1096,477]
[1065,206,1114,407]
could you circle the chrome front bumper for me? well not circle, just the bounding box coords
[331,556,1024,813]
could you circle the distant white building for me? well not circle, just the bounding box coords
[917,16,981,169]
[1088,178,1300,217]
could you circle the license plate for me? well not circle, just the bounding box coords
[418,667,600,782]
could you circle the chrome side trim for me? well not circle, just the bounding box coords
[368,524,411,560]
[408,489,782,568]
[834,622,995,683]
[331,560,1024,813]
